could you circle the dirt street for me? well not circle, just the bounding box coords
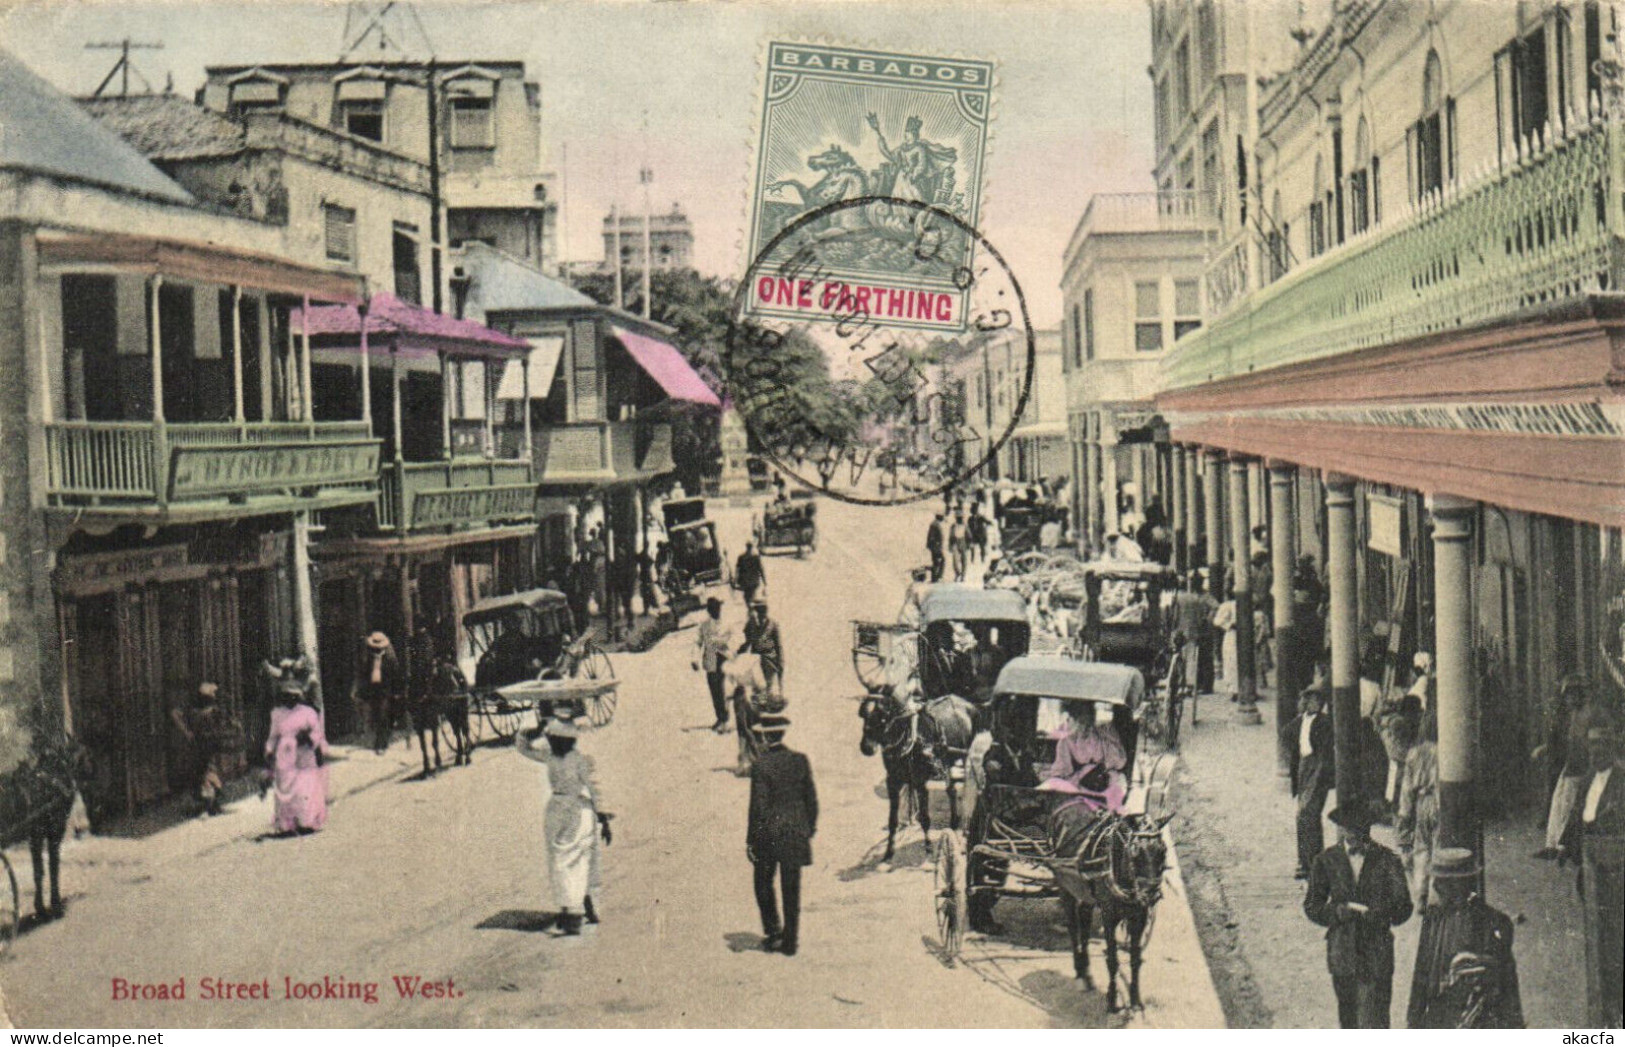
[0,495,1220,1028]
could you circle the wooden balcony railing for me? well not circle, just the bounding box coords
[1172,112,1623,389]
[533,421,673,484]
[45,421,379,513]
[377,458,536,532]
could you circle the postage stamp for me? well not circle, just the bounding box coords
[745,42,994,332]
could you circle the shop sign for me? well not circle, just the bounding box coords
[1368,494,1402,556]
[410,484,537,529]
[57,544,190,592]
[169,441,381,498]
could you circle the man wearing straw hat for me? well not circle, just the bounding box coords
[1558,713,1625,1028]
[354,630,403,755]
[1406,847,1524,1028]
[746,711,817,956]
[1303,798,1413,1028]
[517,712,613,937]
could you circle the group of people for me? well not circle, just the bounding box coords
[924,502,993,583]
[351,627,471,776]
[558,523,670,642]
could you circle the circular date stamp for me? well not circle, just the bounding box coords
[722,196,1034,506]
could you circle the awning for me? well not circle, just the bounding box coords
[497,335,566,399]
[294,292,529,357]
[36,231,364,303]
[611,326,721,407]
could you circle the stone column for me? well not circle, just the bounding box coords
[1203,449,1224,597]
[1171,446,1188,573]
[1270,462,1300,774]
[1083,418,1099,553]
[1184,445,1202,569]
[1429,494,1478,853]
[1326,474,1361,811]
[1229,455,1261,723]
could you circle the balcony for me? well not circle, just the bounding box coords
[376,458,536,532]
[534,421,674,486]
[1068,191,1215,259]
[44,421,380,521]
[1172,113,1623,390]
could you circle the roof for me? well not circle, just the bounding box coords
[462,587,567,626]
[79,94,247,162]
[294,292,530,357]
[457,242,597,313]
[611,326,721,407]
[0,50,193,205]
[994,656,1145,707]
[919,585,1029,624]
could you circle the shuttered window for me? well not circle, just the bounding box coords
[450,97,495,148]
[324,204,357,263]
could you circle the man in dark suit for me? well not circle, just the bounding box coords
[739,601,785,700]
[1284,681,1335,879]
[747,712,817,956]
[735,541,767,608]
[1407,847,1524,1028]
[1558,719,1625,1028]
[1304,800,1414,1028]
[926,513,946,582]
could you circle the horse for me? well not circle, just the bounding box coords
[0,731,90,923]
[857,685,975,861]
[1051,810,1172,1013]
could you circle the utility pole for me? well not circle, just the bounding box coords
[639,165,653,320]
[426,56,443,314]
[611,204,624,309]
[86,39,163,98]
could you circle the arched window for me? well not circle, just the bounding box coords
[1410,50,1454,199]
[1268,189,1289,281]
[1349,116,1380,233]
[1310,155,1327,256]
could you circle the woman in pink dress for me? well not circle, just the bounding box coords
[264,686,329,834]
[1039,708,1128,814]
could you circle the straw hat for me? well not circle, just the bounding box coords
[366,631,391,650]
[1429,847,1481,879]
[751,711,790,739]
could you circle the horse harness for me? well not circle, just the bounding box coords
[1072,815,1165,910]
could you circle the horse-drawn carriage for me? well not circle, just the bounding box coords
[661,497,730,619]
[752,492,818,557]
[1070,561,1192,747]
[934,657,1175,1012]
[851,584,1031,703]
[460,589,618,740]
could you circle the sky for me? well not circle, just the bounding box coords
[0,0,1157,326]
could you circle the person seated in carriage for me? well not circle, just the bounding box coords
[1038,705,1129,816]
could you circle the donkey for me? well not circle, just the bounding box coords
[0,731,89,922]
[858,685,975,861]
[1052,810,1171,1013]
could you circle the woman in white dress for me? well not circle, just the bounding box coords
[1212,593,1238,699]
[517,714,613,935]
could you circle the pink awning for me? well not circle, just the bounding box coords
[294,292,529,356]
[611,326,721,407]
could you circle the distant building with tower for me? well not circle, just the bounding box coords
[601,204,694,272]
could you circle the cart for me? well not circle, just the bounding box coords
[933,657,1174,962]
[661,498,730,619]
[459,589,616,741]
[753,496,818,557]
[851,584,1030,704]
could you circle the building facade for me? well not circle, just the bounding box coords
[600,205,695,273]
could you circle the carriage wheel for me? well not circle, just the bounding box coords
[0,853,18,956]
[933,831,968,963]
[571,641,617,727]
[484,697,527,740]
[853,648,888,695]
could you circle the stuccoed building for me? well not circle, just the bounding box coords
[1132,0,1625,1026]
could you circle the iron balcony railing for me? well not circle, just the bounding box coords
[44,420,379,510]
[1173,109,1622,389]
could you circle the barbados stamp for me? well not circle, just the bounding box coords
[745,42,994,332]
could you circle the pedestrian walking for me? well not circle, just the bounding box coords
[1557,715,1625,1028]
[1535,674,1609,859]
[353,631,402,754]
[967,505,988,563]
[1394,698,1440,906]
[1171,570,1216,695]
[1303,799,1414,1028]
[739,600,784,698]
[638,541,661,616]
[746,711,817,956]
[170,682,241,817]
[406,624,445,777]
[1285,681,1334,879]
[949,515,968,582]
[588,526,608,620]
[1212,592,1238,699]
[1406,847,1525,1028]
[693,597,734,733]
[516,714,613,936]
[263,677,330,835]
[926,512,946,582]
[735,540,767,607]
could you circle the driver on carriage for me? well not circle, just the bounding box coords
[1038,705,1129,816]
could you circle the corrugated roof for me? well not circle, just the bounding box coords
[457,241,597,312]
[0,49,193,205]
[80,94,247,162]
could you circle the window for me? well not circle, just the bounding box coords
[1348,117,1373,235]
[1155,76,1170,154]
[1266,191,1289,282]
[1083,289,1095,362]
[1178,151,1196,192]
[393,225,421,306]
[1309,155,1327,256]
[1134,280,1163,352]
[1173,279,1201,340]
[1201,120,1220,206]
[228,78,283,115]
[334,77,387,142]
[1174,40,1191,125]
[1070,303,1082,368]
[449,96,494,148]
[340,101,384,142]
[1411,50,1455,200]
[1197,2,1217,87]
[323,204,357,263]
